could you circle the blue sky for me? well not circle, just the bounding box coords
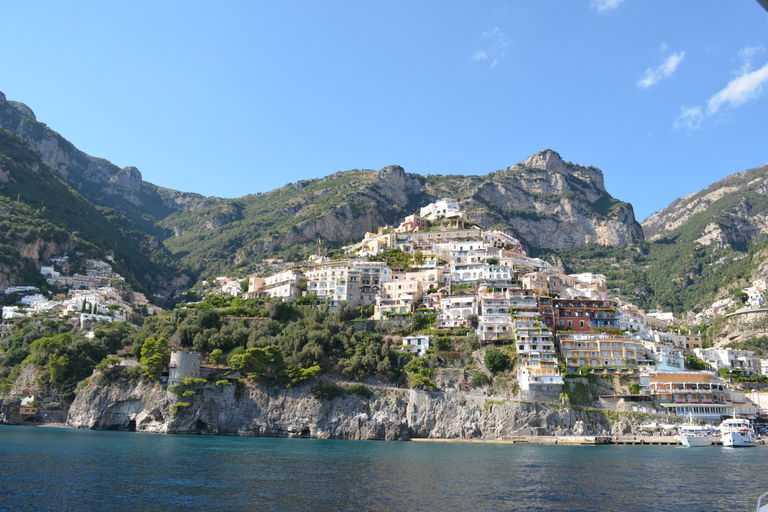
[1,1,767,222]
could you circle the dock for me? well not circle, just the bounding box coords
[411,435,766,446]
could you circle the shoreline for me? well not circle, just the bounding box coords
[4,422,768,446]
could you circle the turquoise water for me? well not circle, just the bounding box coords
[1,426,767,511]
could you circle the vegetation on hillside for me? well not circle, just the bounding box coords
[540,193,768,314]
[0,128,189,299]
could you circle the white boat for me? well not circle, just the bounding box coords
[718,417,757,447]
[675,415,713,447]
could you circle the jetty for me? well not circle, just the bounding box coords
[412,435,767,445]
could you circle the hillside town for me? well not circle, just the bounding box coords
[3,199,768,427]
[240,199,768,422]
[2,256,160,336]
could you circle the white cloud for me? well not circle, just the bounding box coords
[675,48,768,131]
[674,106,704,131]
[482,28,508,49]
[738,46,765,66]
[591,0,626,13]
[637,51,685,89]
[707,62,768,114]
[470,28,508,68]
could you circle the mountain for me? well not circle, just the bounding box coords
[642,163,768,251]
[0,126,189,298]
[0,92,212,235]
[545,164,768,315]
[14,88,765,316]
[156,150,643,278]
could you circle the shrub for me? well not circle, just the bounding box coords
[313,384,346,401]
[409,373,437,390]
[484,348,509,374]
[471,372,491,387]
[344,384,373,399]
[172,402,190,415]
[123,365,143,381]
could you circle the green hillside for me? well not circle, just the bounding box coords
[543,170,768,314]
[0,128,188,299]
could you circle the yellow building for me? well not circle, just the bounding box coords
[561,336,645,372]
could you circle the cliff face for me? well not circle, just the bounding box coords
[68,377,632,439]
[0,91,211,232]
[159,151,644,276]
[642,163,768,248]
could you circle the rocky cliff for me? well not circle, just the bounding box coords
[642,163,768,249]
[0,91,212,233]
[159,150,644,276]
[67,376,644,439]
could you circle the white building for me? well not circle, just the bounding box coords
[570,273,608,294]
[744,284,766,307]
[4,286,39,295]
[257,270,304,301]
[616,307,648,334]
[304,260,389,307]
[40,266,60,278]
[477,294,514,342]
[646,310,676,323]
[438,295,478,328]
[419,198,462,221]
[483,231,523,252]
[401,335,431,357]
[2,306,24,320]
[515,318,563,392]
[693,348,761,375]
[642,341,685,372]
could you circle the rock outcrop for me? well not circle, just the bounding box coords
[0,91,211,227]
[68,376,646,439]
[642,163,768,246]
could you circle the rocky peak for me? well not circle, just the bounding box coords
[108,166,143,192]
[0,91,5,101]
[374,164,405,181]
[373,165,411,206]
[509,149,566,173]
[8,101,35,120]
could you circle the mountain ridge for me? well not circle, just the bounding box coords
[4,89,766,315]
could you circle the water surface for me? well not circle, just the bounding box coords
[1,426,766,511]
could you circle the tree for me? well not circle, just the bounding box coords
[48,353,69,385]
[239,279,250,294]
[466,314,479,330]
[229,346,285,380]
[484,348,508,374]
[334,301,354,323]
[140,337,170,380]
[268,299,291,321]
[197,310,222,331]
[413,250,424,266]
[209,348,223,369]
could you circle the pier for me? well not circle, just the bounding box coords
[412,435,767,445]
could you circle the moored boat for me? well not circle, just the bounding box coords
[718,418,757,447]
[675,415,713,447]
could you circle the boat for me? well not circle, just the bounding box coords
[717,417,757,447]
[675,416,713,447]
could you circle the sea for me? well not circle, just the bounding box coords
[1,426,767,512]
